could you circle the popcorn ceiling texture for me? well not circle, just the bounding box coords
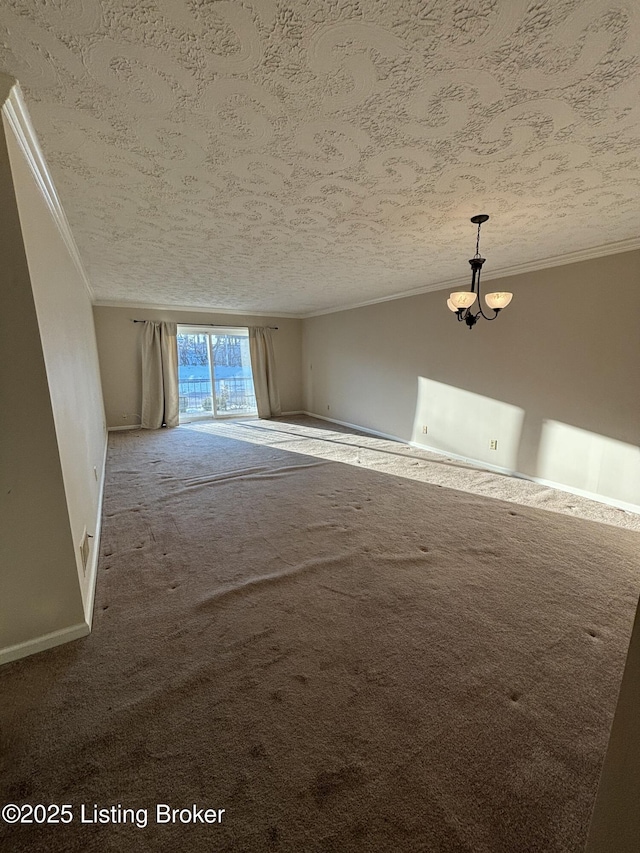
[0,0,639,314]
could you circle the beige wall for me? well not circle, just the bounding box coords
[303,250,640,509]
[1,88,106,660]
[93,306,303,428]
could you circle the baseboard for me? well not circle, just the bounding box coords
[0,621,90,667]
[117,415,304,429]
[301,411,407,444]
[406,440,518,478]
[302,411,640,516]
[521,476,640,516]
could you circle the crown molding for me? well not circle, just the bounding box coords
[301,237,640,318]
[0,72,15,104]
[92,298,304,319]
[3,72,635,323]
[0,79,95,302]
[93,232,640,321]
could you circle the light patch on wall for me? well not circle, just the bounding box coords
[411,377,525,469]
[537,421,640,506]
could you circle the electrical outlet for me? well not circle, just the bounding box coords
[490,439,498,450]
[422,425,428,434]
[327,404,331,411]
[122,413,128,420]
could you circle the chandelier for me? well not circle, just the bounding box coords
[447,214,513,328]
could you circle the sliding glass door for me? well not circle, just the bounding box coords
[177,326,257,422]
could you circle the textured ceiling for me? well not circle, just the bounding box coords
[1,1,639,316]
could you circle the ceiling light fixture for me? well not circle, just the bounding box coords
[447,214,513,329]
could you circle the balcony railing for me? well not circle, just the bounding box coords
[179,376,257,416]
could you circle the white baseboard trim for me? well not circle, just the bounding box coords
[301,411,408,444]
[0,433,108,666]
[519,476,640,516]
[302,411,640,516]
[406,439,518,478]
[115,415,304,430]
[0,621,90,667]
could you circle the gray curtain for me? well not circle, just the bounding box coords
[141,321,179,429]
[248,327,281,419]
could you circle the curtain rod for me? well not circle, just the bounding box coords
[131,320,278,330]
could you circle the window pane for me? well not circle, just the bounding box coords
[212,333,257,415]
[177,333,213,416]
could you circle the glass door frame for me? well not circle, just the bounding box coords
[177,325,257,424]
[206,333,219,419]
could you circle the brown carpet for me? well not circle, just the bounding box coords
[1,416,639,853]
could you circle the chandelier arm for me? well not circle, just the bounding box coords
[476,308,500,321]
[474,268,500,321]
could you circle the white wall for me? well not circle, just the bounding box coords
[0,80,107,662]
[93,306,303,429]
[302,249,640,510]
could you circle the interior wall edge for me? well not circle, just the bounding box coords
[0,621,90,667]
[585,595,640,853]
[0,80,94,301]
[2,87,108,651]
[82,434,108,629]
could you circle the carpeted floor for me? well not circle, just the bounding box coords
[1,416,639,852]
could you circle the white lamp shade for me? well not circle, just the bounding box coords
[484,291,513,310]
[450,291,477,309]
[446,298,458,312]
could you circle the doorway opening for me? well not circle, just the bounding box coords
[177,326,257,422]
